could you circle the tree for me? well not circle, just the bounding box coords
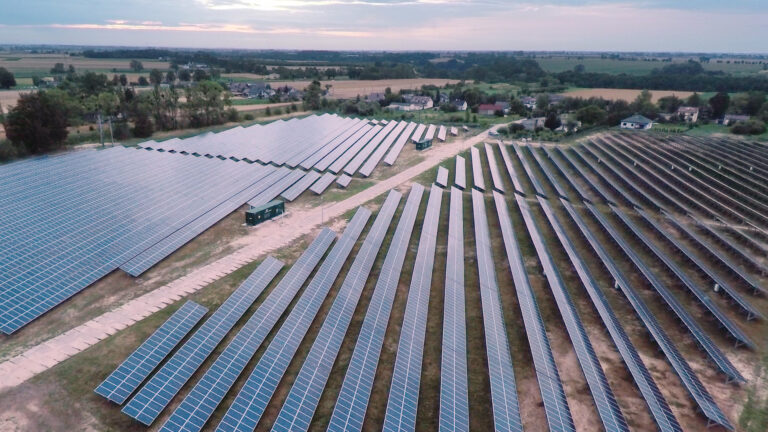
[0,67,16,89]
[573,64,586,73]
[745,91,766,116]
[4,92,69,154]
[536,94,550,112]
[631,89,657,119]
[149,69,163,86]
[138,76,149,86]
[192,69,209,82]
[731,120,766,135]
[657,95,683,113]
[50,63,66,74]
[178,69,191,81]
[544,111,561,131]
[129,59,144,72]
[303,80,323,110]
[709,92,730,119]
[166,70,176,83]
[132,110,154,138]
[119,74,128,86]
[686,92,702,107]
[575,105,606,125]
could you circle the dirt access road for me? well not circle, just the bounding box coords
[0,125,497,391]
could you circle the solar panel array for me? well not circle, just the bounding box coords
[474,190,524,432]
[273,191,401,432]
[328,185,424,432]
[310,172,337,195]
[437,125,447,141]
[439,187,469,432]
[470,146,486,191]
[95,301,208,404]
[281,170,322,202]
[216,208,371,432]
[360,121,409,177]
[383,184,444,432]
[497,143,525,194]
[158,229,336,432]
[122,257,284,425]
[344,121,399,176]
[517,195,628,432]
[539,198,682,432]
[383,122,418,166]
[491,190,574,432]
[337,174,353,188]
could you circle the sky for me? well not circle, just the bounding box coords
[1,0,767,52]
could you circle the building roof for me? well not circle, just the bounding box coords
[622,114,653,124]
[724,114,751,121]
[676,106,699,114]
[478,104,502,112]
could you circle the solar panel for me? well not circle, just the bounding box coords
[497,143,524,194]
[247,168,305,207]
[569,202,733,430]
[272,191,402,432]
[454,155,466,190]
[636,209,762,320]
[485,143,505,193]
[511,143,546,197]
[517,195,628,432]
[281,170,322,202]
[424,124,437,140]
[359,121,409,177]
[383,122,418,166]
[344,121,399,176]
[121,257,284,425]
[540,198,682,432]
[543,147,592,201]
[310,172,337,195]
[470,146,485,191]
[528,146,569,199]
[410,124,427,143]
[438,187,469,432]
[437,125,447,141]
[215,207,371,432]
[337,174,352,188]
[491,190,573,432]
[436,166,449,188]
[95,301,208,404]
[383,184,444,432]
[158,229,336,432]
[300,119,369,170]
[329,124,383,174]
[328,185,424,432]
[473,190,523,432]
[584,203,744,383]
[609,205,754,349]
[314,123,374,172]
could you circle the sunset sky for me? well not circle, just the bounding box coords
[1,0,767,52]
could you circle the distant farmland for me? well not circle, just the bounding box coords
[561,88,696,103]
[226,77,467,99]
[0,53,169,76]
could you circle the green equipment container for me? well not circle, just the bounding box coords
[246,199,285,226]
[414,138,433,150]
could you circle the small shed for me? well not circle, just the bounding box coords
[414,137,433,150]
[246,200,284,226]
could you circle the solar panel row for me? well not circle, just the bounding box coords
[359,121,409,177]
[476,190,524,432]
[435,166,449,188]
[158,229,336,432]
[216,207,371,432]
[438,187,469,432]
[95,301,208,405]
[310,172,337,195]
[470,146,485,192]
[563,202,733,430]
[328,185,424,432]
[454,155,466,190]
[383,122,418,166]
[383,184,444,432]
[122,257,284,425]
[344,121,399,176]
[538,198,682,432]
[517,195,628,432]
[485,143,505,193]
[273,190,402,432]
[281,170,322,202]
[511,143,546,197]
[496,143,524,195]
[492,191,573,432]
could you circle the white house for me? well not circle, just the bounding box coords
[452,99,468,111]
[620,114,654,130]
[676,106,699,123]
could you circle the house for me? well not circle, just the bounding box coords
[439,93,450,104]
[367,92,386,103]
[478,102,510,116]
[521,96,537,110]
[676,106,699,123]
[451,99,468,111]
[719,114,751,126]
[409,95,434,110]
[517,117,546,130]
[620,114,654,130]
[556,115,582,133]
[548,94,565,105]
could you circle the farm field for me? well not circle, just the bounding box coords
[536,56,766,75]
[561,87,696,103]
[0,128,765,432]
[223,76,466,99]
[0,53,169,77]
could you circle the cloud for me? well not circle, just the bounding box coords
[195,0,469,11]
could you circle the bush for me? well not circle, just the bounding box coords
[227,108,238,122]
[111,121,131,140]
[731,119,766,135]
[0,140,19,161]
[5,91,69,154]
[509,123,526,133]
[132,113,154,138]
[243,113,255,121]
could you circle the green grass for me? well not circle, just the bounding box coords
[536,56,765,76]
[230,98,275,106]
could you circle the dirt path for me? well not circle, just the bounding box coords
[0,126,497,392]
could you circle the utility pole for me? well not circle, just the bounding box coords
[97,112,104,147]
